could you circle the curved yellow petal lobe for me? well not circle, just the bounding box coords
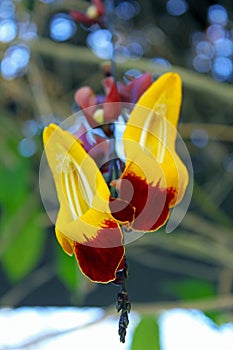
[43,124,124,283]
[55,229,74,256]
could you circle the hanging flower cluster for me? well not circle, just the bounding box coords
[42,1,189,344]
[43,72,189,284]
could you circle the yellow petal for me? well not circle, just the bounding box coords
[123,72,188,205]
[43,124,124,283]
[43,124,111,215]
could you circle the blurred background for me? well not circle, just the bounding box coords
[0,0,233,347]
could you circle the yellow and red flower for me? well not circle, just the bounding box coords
[43,72,188,283]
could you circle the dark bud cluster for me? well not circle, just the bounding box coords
[114,260,131,343]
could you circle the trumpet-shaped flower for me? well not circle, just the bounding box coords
[111,72,188,231]
[43,72,188,283]
[43,125,128,283]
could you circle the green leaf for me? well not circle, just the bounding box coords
[55,245,81,291]
[204,311,230,326]
[165,278,215,301]
[131,316,160,350]
[0,159,31,214]
[1,207,46,281]
[55,243,86,304]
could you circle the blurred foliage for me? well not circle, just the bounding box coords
[163,278,216,300]
[0,0,233,348]
[131,316,160,350]
[0,114,44,281]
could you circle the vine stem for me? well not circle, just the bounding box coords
[29,40,233,107]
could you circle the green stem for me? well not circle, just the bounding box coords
[29,39,233,107]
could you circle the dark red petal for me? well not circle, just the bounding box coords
[119,72,153,103]
[109,197,135,224]
[103,77,122,122]
[74,220,124,283]
[118,172,176,231]
[130,72,153,103]
[103,77,121,102]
